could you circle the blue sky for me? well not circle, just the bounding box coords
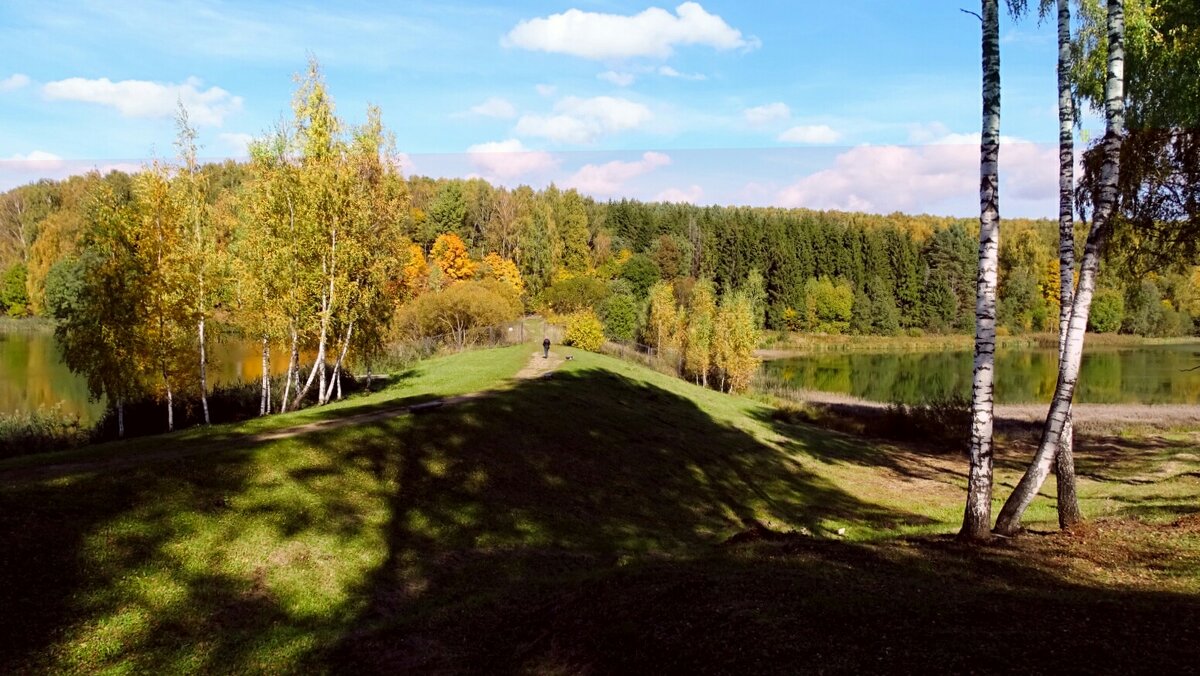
[0,1,1097,217]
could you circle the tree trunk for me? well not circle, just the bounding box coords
[961,0,1001,542]
[280,326,298,413]
[1054,0,1083,530]
[994,0,1124,536]
[199,320,209,425]
[322,322,354,404]
[294,292,331,409]
[117,397,125,439]
[165,382,174,433]
[260,336,270,416]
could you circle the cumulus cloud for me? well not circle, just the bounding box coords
[564,151,671,196]
[778,124,841,144]
[655,184,704,203]
[466,96,517,119]
[743,102,790,126]
[598,71,635,87]
[516,96,653,144]
[503,2,758,60]
[775,134,1057,213]
[466,138,559,181]
[0,73,31,92]
[658,65,706,80]
[42,76,242,126]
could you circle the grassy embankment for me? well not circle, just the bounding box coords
[1,343,1198,673]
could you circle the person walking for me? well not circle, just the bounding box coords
[542,337,551,359]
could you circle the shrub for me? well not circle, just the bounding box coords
[0,404,90,459]
[1089,289,1124,333]
[600,291,639,341]
[563,310,605,352]
[541,275,609,314]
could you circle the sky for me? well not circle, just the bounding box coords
[0,0,1102,217]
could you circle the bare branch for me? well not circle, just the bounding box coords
[961,8,984,21]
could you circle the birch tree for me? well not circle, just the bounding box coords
[994,0,1125,535]
[962,0,1003,541]
[1053,0,1083,528]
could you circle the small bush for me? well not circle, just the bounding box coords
[0,404,90,458]
[879,395,971,453]
[563,310,605,352]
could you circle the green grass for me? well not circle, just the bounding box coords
[1,345,1198,673]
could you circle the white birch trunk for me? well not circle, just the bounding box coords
[260,336,270,416]
[994,0,1124,535]
[165,380,174,432]
[280,326,298,413]
[198,317,210,425]
[117,397,125,438]
[1054,0,1083,529]
[323,322,354,404]
[962,0,1001,541]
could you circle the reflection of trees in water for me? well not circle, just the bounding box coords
[762,345,1200,404]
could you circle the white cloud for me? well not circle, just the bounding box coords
[503,2,758,60]
[658,65,706,80]
[0,73,31,92]
[515,96,653,144]
[564,151,671,196]
[467,96,517,119]
[535,83,557,97]
[775,134,1057,213]
[3,150,64,172]
[218,132,255,156]
[743,102,791,126]
[42,76,242,126]
[466,138,559,181]
[655,184,703,203]
[778,124,842,144]
[598,71,635,87]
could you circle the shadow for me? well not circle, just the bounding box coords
[3,364,1198,673]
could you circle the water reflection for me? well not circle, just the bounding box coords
[1,332,302,423]
[760,344,1200,404]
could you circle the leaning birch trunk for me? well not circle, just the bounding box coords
[1054,0,1083,529]
[994,0,1125,535]
[294,283,333,409]
[961,0,1001,541]
[322,322,354,404]
[280,326,298,413]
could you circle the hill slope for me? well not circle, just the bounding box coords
[1,346,1198,673]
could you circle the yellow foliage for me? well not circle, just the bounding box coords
[564,310,605,352]
[430,232,476,281]
[401,243,428,297]
[480,252,525,298]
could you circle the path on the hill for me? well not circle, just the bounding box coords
[1,350,568,482]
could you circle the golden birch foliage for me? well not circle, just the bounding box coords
[431,232,477,281]
[713,292,759,393]
[646,281,680,351]
[683,280,715,382]
[480,252,525,298]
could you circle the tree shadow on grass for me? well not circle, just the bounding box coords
[4,365,1198,673]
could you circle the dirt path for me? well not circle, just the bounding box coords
[1,351,569,483]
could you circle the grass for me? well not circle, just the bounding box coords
[0,345,1197,673]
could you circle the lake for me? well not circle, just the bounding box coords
[1,329,298,423]
[759,343,1200,405]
